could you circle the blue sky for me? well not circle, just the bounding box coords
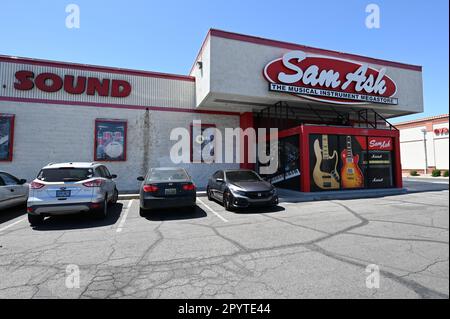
[0,0,448,122]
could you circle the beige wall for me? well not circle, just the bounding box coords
[0,101,240,191]
[194,34,424,117]
[399,121,449,171]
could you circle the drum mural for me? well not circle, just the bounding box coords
[94,119,127,161]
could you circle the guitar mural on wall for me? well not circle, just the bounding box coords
[312,135,340,190]
[341,136,365,189]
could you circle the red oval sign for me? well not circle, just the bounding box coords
[264,50,397,105]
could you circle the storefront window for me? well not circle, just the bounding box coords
[94,119,127,161]
[0,114,15,161]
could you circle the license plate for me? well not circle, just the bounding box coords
[56,190,71,198]
[165,188,177,195]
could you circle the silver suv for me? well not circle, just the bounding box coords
[27,162,119,226]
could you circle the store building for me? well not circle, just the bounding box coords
[0,29,424,192]
[396,114,449,174]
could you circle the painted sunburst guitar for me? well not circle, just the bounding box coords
[340,136,364,188]
[313,135,340,189]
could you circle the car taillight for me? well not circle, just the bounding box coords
[143,184,159,192]
[82,179,103,187]
[30,181,45,189]
[182,183,196,191]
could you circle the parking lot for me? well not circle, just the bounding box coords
[0,179,448,299]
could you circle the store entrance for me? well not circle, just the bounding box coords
[257,128,302,192]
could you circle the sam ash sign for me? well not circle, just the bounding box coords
[264,50,398,105]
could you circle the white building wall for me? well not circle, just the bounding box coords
[0,61,196,109]
[400,126,427,170]
[399,121,449,171]
[191,37,211,107]
[0,101,240,191]
[199,35,424,117]
[432,122,449,170]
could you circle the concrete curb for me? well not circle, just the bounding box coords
[278,188,407,203]
[118,189,407,202]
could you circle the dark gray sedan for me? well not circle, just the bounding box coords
[137,167,196,216]
[206,169,278,211]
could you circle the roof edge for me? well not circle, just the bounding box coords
[394,114,449,126]
[207,28,423,72]
[0,54,195,82]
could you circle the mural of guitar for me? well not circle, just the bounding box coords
[341,136,364,188]
[313,135,340,189]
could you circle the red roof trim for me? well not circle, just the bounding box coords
[395,114,449,127]
[208,29,423,72]
[0,55,195,82]
[0,96,240,116]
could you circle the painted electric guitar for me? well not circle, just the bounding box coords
[340,136,364,188]
[313,135,340,189]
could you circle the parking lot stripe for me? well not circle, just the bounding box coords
[0,218,26,234]
[197,198,228,222]
[116,200,133,233]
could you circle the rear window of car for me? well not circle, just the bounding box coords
[146,168,189,182]
[226,171,261,182]
[37,168,94,182]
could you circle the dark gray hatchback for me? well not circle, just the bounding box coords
[207,169,278,211]
[137,167,196,216]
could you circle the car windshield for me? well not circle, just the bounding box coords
[226,171,261,182]
[37,168,94,182]
[146,168,189,182]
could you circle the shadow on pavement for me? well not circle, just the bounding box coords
[144,205,207,221]
[234,205,286,214]
[0,204,27,225]
[206,197,285,214]
[31,203,123,231]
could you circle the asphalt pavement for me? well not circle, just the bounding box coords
[0,178,448,298]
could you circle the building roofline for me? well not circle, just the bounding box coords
[0,55,195,82]
[190,28,423,73]
[395,114,449,126]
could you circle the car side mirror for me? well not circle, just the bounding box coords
[18,179,27,185]
[110,174,117,179]
[137,176,145,181]
[216,178,224,183]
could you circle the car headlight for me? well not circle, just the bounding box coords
[229,186,246,196]
[270,188,277,195]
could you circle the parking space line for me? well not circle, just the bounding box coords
[197,198,228,222]
[0,218,26,234]
[116,200,133,233]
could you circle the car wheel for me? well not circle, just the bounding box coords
[207,187,213,201]
[139,208,147,217]
[28,214,44,226]
[111,188,119,205]
[223,192,233,211]
[95,196,108,219]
